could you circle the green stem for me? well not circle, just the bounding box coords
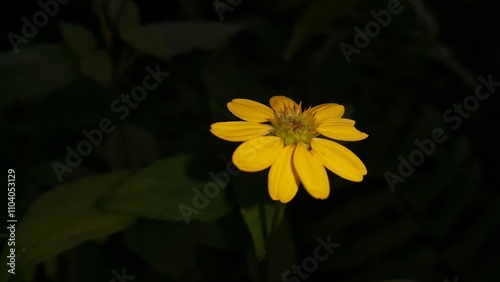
[269,202,284,239]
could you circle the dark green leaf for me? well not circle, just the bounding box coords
[309,190,395,236]
[99,154,231,223]
[107,0,140,32]
[324,221,420,270]
[284,0,360,60]
[203,63,276,103]
[60,22,97,56]
[233,172,285,261]
[0,44,80,102]
[8,171,136,271]
[121,22,242,61]
[123,221,196,278]
[80,49,114,87]
[266,219,297,282]
[103,125,161,170]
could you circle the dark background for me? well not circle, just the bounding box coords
[1,0,499,281]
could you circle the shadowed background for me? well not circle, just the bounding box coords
[1,0,499,281]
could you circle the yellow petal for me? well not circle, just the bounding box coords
[268,145,300,203]
[317,119,368,141]
[270,96,301,115]
[293,143,330,200]
[311,138,367,182]
[232,136,283,172]
[319,118,355,126]
[227,99,275,123]
[210,122,273,142]
[311,103,345,123]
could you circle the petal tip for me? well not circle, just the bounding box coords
[306,188,330,200]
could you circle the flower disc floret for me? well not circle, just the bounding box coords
[271,112,319,146]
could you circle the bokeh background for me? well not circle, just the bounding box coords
[1,0,499,281]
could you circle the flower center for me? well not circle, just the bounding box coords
[271,112,318,146]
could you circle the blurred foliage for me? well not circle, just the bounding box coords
[1,0,500,281]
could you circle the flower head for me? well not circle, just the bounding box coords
[210,96,368,203]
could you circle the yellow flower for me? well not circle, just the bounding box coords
[210,96,368,203]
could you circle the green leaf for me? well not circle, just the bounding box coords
[123,220,196,279]
[121,22,242,61]
[107,0,141,32]
[427,158,479,242]
[309,190,395,236]
[446,193,500,269]
[80,49,114,87]
[94,0,113,49]
[190,221,229,250]
[407,137,471,214]
[233,172,285,261]
[241,203,282,261]
[283,0,360,60]
[0,44,80,103]
[103,125,161,170]
[266,218,297,282]
[60,22,97,56]
[202,63,276,103]
[99,154,232,223]
[4,171,136,272]
[354,246,440,281]
[324,221,420,270]
[244,217,297,282]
